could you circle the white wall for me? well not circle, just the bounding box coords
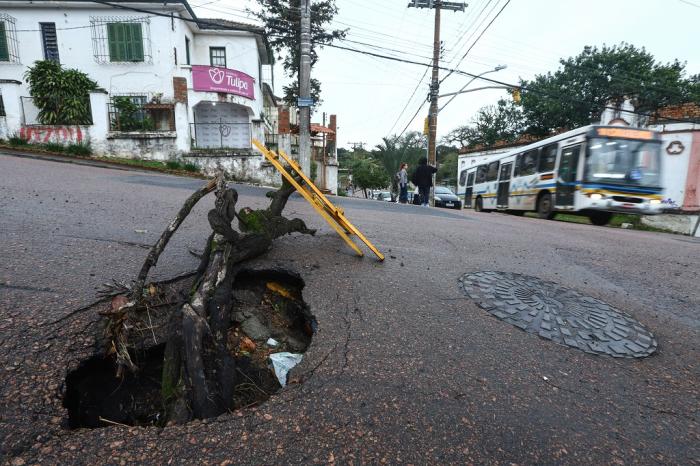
[658,132,693,209]
[186,33,263,118]
[0,5,187,98]
[0,3,266,136]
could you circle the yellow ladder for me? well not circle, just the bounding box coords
[252,139,384,261]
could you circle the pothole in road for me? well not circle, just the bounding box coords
[63,269,315,429]
[458,271,657,358]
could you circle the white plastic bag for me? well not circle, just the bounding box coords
[269,352,303,387]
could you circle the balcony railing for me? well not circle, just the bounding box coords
[190,122,252,150]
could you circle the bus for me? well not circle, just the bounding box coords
[459,125,664,225]
[456,152,504,209]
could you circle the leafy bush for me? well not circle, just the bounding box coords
[24,60,97,125]
[183,162,199,172]
[165,160,181,170]
[8,135,28,146]
[44,142,65,153]
[310,160,318,181]
[112,96,154,131]
[65,143,92,156]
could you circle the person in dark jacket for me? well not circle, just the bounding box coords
[411,157,438,206]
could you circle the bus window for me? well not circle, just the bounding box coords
[459,170,468,186]
[520,150,538,176]
[514,153,523,177]
[476,165,487,183]
[539,143,557,172]
[486,161,499,182]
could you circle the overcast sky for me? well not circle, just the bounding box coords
[190,0,700,150]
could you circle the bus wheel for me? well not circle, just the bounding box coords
[588,212,612,226]
[537,192,555,219]
[475,197,484,212]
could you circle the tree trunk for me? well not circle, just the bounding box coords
[104,171,318,424]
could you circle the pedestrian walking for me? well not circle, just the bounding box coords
[397,163,409,204]
[411,157,437,206]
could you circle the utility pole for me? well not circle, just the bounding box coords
[408,0,465,205]
[298,0,312,176]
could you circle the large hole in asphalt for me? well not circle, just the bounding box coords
[63,269,315,429]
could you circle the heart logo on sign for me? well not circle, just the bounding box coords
[209,67,225,85]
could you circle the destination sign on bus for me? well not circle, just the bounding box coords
[595,127,655,140]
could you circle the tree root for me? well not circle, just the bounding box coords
[103,168,316,424]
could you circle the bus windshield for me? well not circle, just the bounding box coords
[585,138,661,187]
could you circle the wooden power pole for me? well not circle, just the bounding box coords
[408,0,465,205]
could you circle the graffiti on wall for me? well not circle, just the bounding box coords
[19,126,83,144]
[661,198,679,208]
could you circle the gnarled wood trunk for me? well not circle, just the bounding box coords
[105,172,315,424]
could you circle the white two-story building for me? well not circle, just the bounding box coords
[0,0,282,184]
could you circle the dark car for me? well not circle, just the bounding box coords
[434,187,462,209]
[412,187,461,209]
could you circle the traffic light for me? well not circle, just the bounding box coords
[511,88,522,104]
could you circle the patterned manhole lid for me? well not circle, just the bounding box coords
[458,271,657,358]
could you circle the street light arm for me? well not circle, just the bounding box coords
[437,66,507,114]
[438,85,511,99]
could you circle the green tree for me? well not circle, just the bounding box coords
[372,131,426,177]
[251,0,346,106]
[24,60,97,125]
[436,147,459,188]
[350,157,388,198]
[444,98,524,149]
[519,43,698,135]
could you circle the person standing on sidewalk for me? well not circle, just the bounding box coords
[411,157,437,206]
[398,163,409,204]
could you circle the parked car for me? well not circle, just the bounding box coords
[412,186,462,209]
[374,191,393,202]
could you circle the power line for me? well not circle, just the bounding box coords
[441,0,511,84]
[398,100,427,139]
[387,62,432,136]
[678,0,700,8]
[78,0,696,127]
[323,43,696,126]
[444,0,494,66]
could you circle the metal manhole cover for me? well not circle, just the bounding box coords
[458,271,657,358]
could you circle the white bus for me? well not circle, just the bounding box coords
[459,125,665,225]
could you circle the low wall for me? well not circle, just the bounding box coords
[184,152,281,187]
[641,214,700,237]
[100,132,181,160]
[19,125,89,145]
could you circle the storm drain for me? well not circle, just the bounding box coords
[458,271,657,358]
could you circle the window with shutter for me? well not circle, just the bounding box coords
[0,22,8,62]
[40,23,60,62]
[107,22,144,62]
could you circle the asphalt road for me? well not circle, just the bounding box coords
[1,153,698,465]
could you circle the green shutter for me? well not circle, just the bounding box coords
[107,23,120,61]
[0,22,9,62]
[129,23,143,61]
[107,22,144,62]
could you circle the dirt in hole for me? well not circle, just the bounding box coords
[63,269,315,429]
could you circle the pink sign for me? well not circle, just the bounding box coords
[192,65,255,100]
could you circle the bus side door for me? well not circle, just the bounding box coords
[465,172,475,207]
[556,144,581,207]
[497,162,513,208]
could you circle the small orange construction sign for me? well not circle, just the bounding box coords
[253,140,384,261]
